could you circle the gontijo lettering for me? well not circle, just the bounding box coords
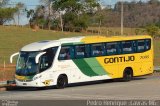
[104,56,135,64]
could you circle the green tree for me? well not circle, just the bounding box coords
[25,9,35,26]
[0,0,18,25]
[26,9,34,19]
[0,7,18,25]
[145,24,159,37]
[40,0,53,30]
[27,5,46,28]
[155,21,160,28]
[52,0,100,31]
[15,2,25,25]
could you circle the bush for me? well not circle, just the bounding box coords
[145,24,159,37]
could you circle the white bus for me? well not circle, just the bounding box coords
[10,35,153,88]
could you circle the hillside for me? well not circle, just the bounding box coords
[0,26,86,64]
[97,0,160,28]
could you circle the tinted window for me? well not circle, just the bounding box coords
[75,45,85,58]
[91,43,105,56]
[137,40,145,52]
[106,42,118,55]
[58,46,74,60]
[146,39,151,50]
[122,41,133,53]
[40,47,58,72]
[85,45,91,58]
[132,41,137,52]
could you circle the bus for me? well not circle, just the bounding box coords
[10,35,153,88]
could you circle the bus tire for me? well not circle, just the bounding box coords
[56,75,68,89]
[123,68,133,82]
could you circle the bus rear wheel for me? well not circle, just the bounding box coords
[56,75,68,89]
[123,68,133,82]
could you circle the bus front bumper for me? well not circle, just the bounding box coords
[15,79,44,87]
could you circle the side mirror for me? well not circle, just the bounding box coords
[35,52,46,64]
[10,52,19,63]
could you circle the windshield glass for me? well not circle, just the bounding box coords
[16,52,39,76]
[16,47,58,76]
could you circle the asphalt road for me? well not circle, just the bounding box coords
[0,74,160,100]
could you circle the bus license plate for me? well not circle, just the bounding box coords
[23,83,27,85]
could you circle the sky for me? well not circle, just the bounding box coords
[8,0,149,25]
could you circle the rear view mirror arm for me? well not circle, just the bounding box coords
[10,52,19,63]
[35,52,46,64]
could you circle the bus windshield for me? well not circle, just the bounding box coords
[16,47,58,76]
[16,52,39,76]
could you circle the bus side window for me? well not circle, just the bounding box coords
[58,46,74,60]
[75,45,85,59]
[91,43,105,57]
[85,45,91,58]
[47,47,58,66]
[132,41,137,53]
[137,40,145,52]
[40,47,58,72]
[39,55,48,72]
[146,39,151,50]
[106,42,118,55]
[122,41,133,54]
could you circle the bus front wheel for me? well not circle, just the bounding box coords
[56,75,68,89]
[123,68,133,82]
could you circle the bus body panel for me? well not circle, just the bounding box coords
[13,35,153,87]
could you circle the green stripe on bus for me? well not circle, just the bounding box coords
[26,75,34,80]
[73,59,98,76]
[61,43,74,46]
[73,42,84,45]
[84,58,107,75]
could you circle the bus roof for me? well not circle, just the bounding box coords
[21,35,151,51]
[81,35,151,44]
[21,36,84,51]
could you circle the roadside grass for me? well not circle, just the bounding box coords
[0,26,88,64]
[0,26,159,81]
